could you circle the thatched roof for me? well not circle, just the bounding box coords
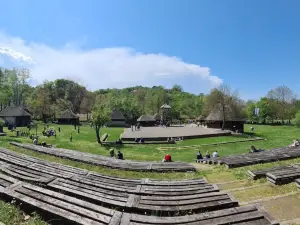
[59,110,79,119]
[111,109,125,120]
[161,103,171,109]
[137,115,156,122]
[153,113,161,121]
[205,105,246,122]
[0,106,32,117]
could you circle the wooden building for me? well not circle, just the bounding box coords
[205,105,246,133]
[106,109,127,127]
[57,110,80,125]
[0,106,32,127]
[137,115,157,127]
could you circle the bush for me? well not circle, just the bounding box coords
[293,111,300,128]
[0,119,5,127]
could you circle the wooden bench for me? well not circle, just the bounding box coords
[217,146,300,168]
[46,177,236,214]
[119,205,279,225]
[248,165,294,180]
[266,167,300,185]
[0,179,122,225]
[10,142,196,172]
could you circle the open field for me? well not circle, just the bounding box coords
[1,124,300,224]
[1,123,299,162]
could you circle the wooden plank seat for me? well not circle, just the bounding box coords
[10,142,196,172]
[46,178,234,214]
[295,178,300,189]
[0,180,122,225]
[119,205,279,225]
[0,147,88,176]
[266,168,300,185]
[0,163,54,183]
[248,165,294,180]
[218,146,300,168]
[0,173,20,188]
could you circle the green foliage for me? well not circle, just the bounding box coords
[0,118,5,127]
[293,111,300,128]
[92,104,111,143]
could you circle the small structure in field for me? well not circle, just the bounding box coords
[205,105,245,132]
[106,109,127,127]
[58,110,80,125]
[0,106,32,127]
[153,113,162,122]
[137,115,157,126]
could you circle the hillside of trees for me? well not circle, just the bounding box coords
[1,67,300,125]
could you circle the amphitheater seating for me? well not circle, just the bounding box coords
[200,146,300,168]
[248,166,294,180]
[0,147,279,225]
[266,167,300,185]
[10,142,195,172]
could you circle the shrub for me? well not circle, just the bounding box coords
[0,118,5,127]
[293,111,300,128]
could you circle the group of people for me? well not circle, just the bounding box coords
[196,150,219,162]
[109,148,124,160]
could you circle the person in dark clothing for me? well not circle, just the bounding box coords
[196,151,203,163]
[117,151,124,160]
[205,151,210,159]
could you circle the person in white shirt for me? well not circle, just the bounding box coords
[212,151,219,158]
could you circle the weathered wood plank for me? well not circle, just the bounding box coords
[10,142,195,172]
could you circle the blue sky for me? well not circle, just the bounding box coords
[0,0,300,100]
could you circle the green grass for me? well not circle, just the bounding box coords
[4,123,299,163]
[0,200,47,225]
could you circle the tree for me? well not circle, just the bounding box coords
[205,85,241,130]
[245,100,258,122]
[92,105,111,144]
[0,118,5,133]
[293,111,300,128]
[267,85,296,123]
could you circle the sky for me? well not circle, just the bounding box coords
[0,0,300,100]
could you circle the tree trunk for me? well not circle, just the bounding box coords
[95,126,101,144]
[222,104,226,130]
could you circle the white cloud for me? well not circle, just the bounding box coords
[0,32,222,92]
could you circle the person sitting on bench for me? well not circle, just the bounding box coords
[289,139,300,148]
[33,138,38,145]
[164,154,172,162]
[205,151,211,159]
[196,151,203,163]
[212,151,219,158]
[117,150,124,160]
[41,141,47,147]
[109,148,115,157]
[250,145,263,153]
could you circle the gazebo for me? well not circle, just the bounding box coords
[160,103,171,124]
[205,105,246,132]
[57,110,80,125]
[0,106,32,127]
[106,109,127,127]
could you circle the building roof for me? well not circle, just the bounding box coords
[0,106,32,117]
[137,115,156,122]
[153,113,161,121]
[160,103,171,109]
[59,110,79,119]
[111,109,125,120]
[205,105,246,122]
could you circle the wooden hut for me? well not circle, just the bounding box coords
[137,115,156,127]
[106,109,127,127]
[153,113,161,122]
[205,105,246,132]
[57,110,80,125]
[0,106,32,127]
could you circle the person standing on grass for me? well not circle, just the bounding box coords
[70,134,73,142]
[77,127,80,134]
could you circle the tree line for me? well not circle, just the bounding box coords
[1,67,300,127]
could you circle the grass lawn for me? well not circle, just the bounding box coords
[1,123,299,162]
